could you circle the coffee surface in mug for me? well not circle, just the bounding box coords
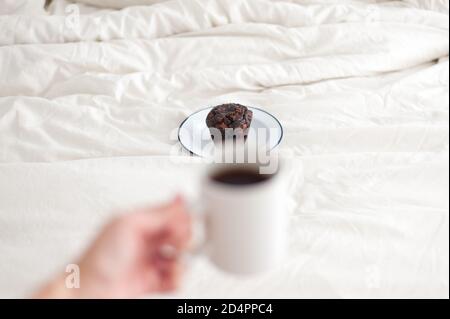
[211,168,272,186]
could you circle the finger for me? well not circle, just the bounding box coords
[157,259,184,293]
[129,195,188,233]
[166,206,192,249]
[142,253,183,294]
[142,270,163,295]
[149,198,192,250]
[153,195,184,214]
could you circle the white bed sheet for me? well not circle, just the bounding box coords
[0,0,448,298]
[0,0,46,16]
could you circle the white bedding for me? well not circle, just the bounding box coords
[0,0,448,298]
[0,0,46,15]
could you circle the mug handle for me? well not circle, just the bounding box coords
[158,199,207,262]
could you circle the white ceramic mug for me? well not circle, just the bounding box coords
[195,161,288,275]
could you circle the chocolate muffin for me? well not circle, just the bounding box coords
[206,104,253,140]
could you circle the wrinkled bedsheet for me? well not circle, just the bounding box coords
[0,0,448,298]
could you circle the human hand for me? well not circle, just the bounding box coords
[35,196,191,299]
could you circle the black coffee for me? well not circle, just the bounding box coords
[212,168,272,186]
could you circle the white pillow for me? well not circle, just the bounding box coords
[72,0,168,8]
[0,0,46,15]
